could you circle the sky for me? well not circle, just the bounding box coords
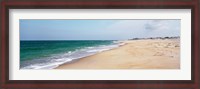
[20,19,180,40]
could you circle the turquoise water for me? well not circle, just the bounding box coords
[20,40,120,69]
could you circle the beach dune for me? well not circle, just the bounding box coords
[56,39,180,69]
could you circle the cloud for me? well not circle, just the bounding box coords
[145,20,170,31]
[105,20,180,39]
[144,20,180,37]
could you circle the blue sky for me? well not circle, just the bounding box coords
[20,19,180,40]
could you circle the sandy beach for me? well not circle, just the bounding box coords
[56,39,180,69]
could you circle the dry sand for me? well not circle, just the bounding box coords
[56,39,180,69]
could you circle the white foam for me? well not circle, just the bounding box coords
[22,58,73,69]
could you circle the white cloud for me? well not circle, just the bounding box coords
[145,20,180,37]
[104,20,180,40]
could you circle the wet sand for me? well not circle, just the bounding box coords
[56,39,180,69]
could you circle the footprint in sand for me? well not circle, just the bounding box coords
[154,52,164,56]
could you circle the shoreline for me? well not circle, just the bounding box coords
[56,39,180,69]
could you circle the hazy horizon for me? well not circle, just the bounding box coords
[20,19,180,40]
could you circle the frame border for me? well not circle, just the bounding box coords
[1,1,199,89]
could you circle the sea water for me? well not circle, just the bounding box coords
[20,40,123,69]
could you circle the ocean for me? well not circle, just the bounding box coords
[20,40,123,69]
